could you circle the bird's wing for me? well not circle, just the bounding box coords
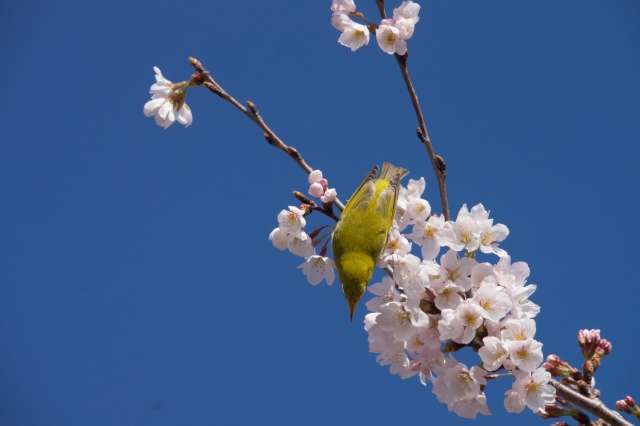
[342,165,380,216]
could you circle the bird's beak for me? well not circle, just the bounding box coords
[348,299,357,322]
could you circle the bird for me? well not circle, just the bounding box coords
[332,162,408,320]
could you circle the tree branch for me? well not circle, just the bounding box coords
[551,379,634,426]
[375,1,451,221]
[188,56,345,211]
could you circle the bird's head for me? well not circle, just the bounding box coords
[337,252,375,321]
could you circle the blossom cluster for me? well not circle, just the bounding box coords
[269,170,339,286]
[269,170,555,419]
[331,0,421,55]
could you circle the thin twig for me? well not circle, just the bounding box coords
[551,379,634,426]
[375,1,451,221]
[188,56,345,212]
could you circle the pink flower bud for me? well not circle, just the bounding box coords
[309,182,325,198]
[308,169,323,184]
[321,188,337,204]
[319,178,329,190]
[616,399,631,412]
[596,339,612,355]
[624,395,637,407]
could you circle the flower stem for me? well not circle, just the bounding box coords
[551,379,634,426]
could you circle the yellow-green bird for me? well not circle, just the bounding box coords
[332,162,408,320]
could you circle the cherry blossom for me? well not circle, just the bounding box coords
[299,255,335,285]
[143,67,192,129]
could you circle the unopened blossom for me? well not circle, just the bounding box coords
[392,1,421,40]
[508,339,544,372]
[308,169,323,185]
[331,0,356,14]
[320,187,337,203]
[307,170,337,202]
[376,20,407,55]
[144,67,193,129]
[309,182,325,198]
[408,214,445,259]
[299,255,335,285]
[478,336,508,371]
[507,368,556,412]
[307,170,327,197]
[472,281,511,321]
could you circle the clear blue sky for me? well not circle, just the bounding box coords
[2,1,639,425]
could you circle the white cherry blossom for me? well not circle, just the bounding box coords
[408,214,445,259]
[506,368,556,412]
[433,249,475,291]
[501,318,536,342]
[479,222,509,257]
[508,339,544,372]
[472,281,511,321]
[377,301,429,341]
[366,276,401,311]
[433,282,463,311]
[287,232,315,258]
[299,255,335,285]
[441,204,481,252]
[400,197,431,227]
[478,336,508,371]
[277,206,306,234]
[376,20,407,55]
[392,1,421,40]
[144,67,192,129]
[331,0,356,14]
[337,18,370,51]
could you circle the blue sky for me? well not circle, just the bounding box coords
[2,1,639,425]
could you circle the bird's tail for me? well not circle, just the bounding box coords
[380,162,409,185]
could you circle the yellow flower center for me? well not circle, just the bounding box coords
[463,312,478,326]
[460,231,472,244]
[516,347,529,360]
[385,32,397,44]
[448,267,460,282]
[424,226,436,238]
[479,298,492,311]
